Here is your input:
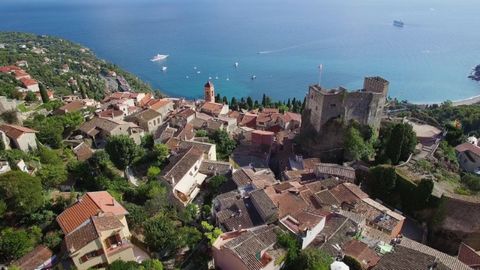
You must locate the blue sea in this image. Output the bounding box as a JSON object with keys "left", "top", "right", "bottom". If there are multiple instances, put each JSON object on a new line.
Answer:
{"left": 1, "top": 0, "right": 480, "bottom": 103}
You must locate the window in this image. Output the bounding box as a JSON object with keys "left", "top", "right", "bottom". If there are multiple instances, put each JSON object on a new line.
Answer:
{"left": 105, "top": 234, "right": 122, "bottom": 249}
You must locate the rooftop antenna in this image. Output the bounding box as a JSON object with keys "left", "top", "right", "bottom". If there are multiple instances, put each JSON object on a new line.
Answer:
{"left": 318, "top": 64, "right": 324, "bottom": 86}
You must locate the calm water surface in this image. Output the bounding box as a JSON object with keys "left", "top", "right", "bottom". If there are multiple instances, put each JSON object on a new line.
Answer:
{"left": 1, "top": 0, "right": 480, "bottom": 103}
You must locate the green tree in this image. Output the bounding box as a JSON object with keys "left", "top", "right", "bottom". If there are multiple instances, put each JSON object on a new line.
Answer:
{"left": 380, "top": 122, "right": 417, "bottom": 164}
{"left": 141, "top": 133, "right": 154, "bottom": 150}
{"left": 39, "top": 83, "right": 49, "bottom": 103}
{"left": 0, "top": 171, "right": 43, "bottom": 215}
{"left": 201, "top": 221, "right": 222, "bottom": 245}
{"left": 37, "top": 145, "right": 62, "bottom": 164}
{"left": 292, "top": 248, "right": 333, "bottom": 270}
{"left": 0, "top": 228, "right": 34, "bottom": 262}
{"left": 196, "top": 129, "right": 208, "bottom": 138}
{"left": 211, "top": 130, "right": 236, "bottom": 160}
{"left": 367, "top": 166, "right": 397, "bottom": 199}
{"left": 37, "top": 164, "right": 68, "bottom": 188}
{"left": 344, "top": 126, "right": 372, "bottom": 161}
{"left": 246, "top": 96, "right": 254, "bottom": 110}
{"left": 60, "top": 112, "right": 84, "bottom": 136}
{"left": 140, "top": 259, "right": 164, "bottom": 270}
{"left": 147, "top": 166, "right": 161, "bottom": 181}
{"left": 105, "top": 135, "right": 139, "bottom": 169}
{"left": 0, "top": 199, "right": 6, "bottom": 218}
{"left": 43, "top": 230, "right": 62, "bottom": 251}
{"left": 415, "top": 178, "right": 434, "bottom": 209}
{"left": 180, "top": 203, "right": 199, "bottom": 224}
{"left": 24, "top": 91, "right": 37, "bottom": 102}
{"left": 178, "top": 226, "right": 202, "bottom": 249}
{"left": 208, "top": 175, "right": 227, "bottom": 195}
{"left": 153, "top": 143, "right": 169, "bottom": 164}
{"left": 144, "top": 214, "right": 180, "bottom": 253}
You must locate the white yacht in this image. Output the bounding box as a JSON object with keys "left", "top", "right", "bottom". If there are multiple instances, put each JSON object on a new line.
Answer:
{"left": 151, "top": 54, "right": 169, "bottom": 62}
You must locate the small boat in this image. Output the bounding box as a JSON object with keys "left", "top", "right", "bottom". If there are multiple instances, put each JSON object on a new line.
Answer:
{"left": 193, "top": 66, "right": 197, "bottom": 70}
{"left": 209, "top": 76, "right": 212, "bottom": 80}
{"left": 215, "top": 76, "right": 219, "bottom": 80}
{"left": 226, "top": 77, "right": 230, "bottom": 81}
{"left": 234, "top": 62, "right": 239, "bottom": 68}
{"left": 186, "top": 75, "right": 189, "bottom": 79}
{"left": 162, "top": 66, "right": 167, "bottom": 71}
{"left": 151, "top": 54, "right": 168, "bottom": 62}
{"left": 393, "top": 20, "right": 404, "bottom": 27}
{"left": 251, "top": 75, "right": 257, "bottom": 80}
{"left": 197, "top": 71, "right": 201, "bottom": 74}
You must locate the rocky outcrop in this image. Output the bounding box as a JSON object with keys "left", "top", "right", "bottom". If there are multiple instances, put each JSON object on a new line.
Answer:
{"left": 468, "top": 65, "right": 480, "bottom": 81}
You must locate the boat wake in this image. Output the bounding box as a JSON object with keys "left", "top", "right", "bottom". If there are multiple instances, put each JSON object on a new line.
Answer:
{"left": 256, "top": 38, "right": 334, "bottom": 55}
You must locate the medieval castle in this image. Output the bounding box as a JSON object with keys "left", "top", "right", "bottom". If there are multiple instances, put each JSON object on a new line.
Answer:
{"left": 304, "top": 76, "right": 389, "bottom": 133}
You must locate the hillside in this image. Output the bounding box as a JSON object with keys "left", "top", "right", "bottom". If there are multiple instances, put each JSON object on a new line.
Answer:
{"left": 0, "top": 32, "right": 156, "bottom": 100}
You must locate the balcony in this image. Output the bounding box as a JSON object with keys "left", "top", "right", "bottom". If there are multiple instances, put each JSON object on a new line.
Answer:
{"left": 106, "top": 239, "right": 133, "bottom": 257}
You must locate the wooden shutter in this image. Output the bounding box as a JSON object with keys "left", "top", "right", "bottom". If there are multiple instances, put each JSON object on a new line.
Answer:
{"left": 80, "top": 255, "right": 88, "bottom": 263}
{"left": 114, "top": 234, "right": 122, "bottom": 244}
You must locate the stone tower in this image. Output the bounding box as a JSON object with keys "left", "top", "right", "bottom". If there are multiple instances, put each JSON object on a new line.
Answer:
{"left": 204, "top": 81, "right": 215, "bottom": 103}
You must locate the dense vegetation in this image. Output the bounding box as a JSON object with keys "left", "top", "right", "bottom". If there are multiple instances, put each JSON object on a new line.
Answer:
{"left": 0, "top": 32, "right": 156, "bottom": 100}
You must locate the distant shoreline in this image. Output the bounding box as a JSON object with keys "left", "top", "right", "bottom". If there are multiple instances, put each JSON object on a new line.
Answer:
{"left": 412, "top": 94, "right": 480, "bottom": 107}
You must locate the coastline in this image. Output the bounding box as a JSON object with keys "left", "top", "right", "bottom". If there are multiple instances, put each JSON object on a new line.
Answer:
{"left": 413, "top": 94, "right": 480, "bottom": 107}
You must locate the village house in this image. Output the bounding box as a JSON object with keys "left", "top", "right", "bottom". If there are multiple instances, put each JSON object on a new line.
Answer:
{"left": 455, "top": 141, "right": 480, "bottom": 173}
{"left": 160, "top": 146, "right": 208, "bottom": 207}
{"left": 144, "top": 98, "right": 174, "bottom": 116}
{"left": 0, "top": 124, "right": 38, "bottom": 152}
{"left": 97, "top": 109, "right": 124, "bottom": 121}
{"left": 165, "top": 137, "right": 217, "bottom": 160}
{"left": 314, "top": 163, "right": 356, "bottom": 182}
{"left": 79, "top": 117, "right": 144, "bottom": 146}
{"left": 212, "top": 225, "right": 286, "bottom": 270}
{"left": 56, "top": 191, "right": 136, "bottom": 270}
{"left": 55, "top": 100, "right": 86, "bottom": 115}
{"left": 457, "top": 242, "right": 480, "bottom": 269}
{"left": 126, "top": 109, "right": 163, "bottom": 133}
{"left": 200, "top": 101, "right": 229, "bottom": 117}
{"left": 12, "top": 245, "right": 55, "bottom": 270}
{"left": 20, "top": 77, "right": 40, "bottom": 92}
{"left": 279, "top": 210, "right": 327, "bottom": 249}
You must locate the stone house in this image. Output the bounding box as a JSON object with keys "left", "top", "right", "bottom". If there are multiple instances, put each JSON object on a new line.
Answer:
{"left": 212, "top": 225, "right": 286, "bottom": 270}
{"left": 79, "top": 117, "right": 144, "bottom": 146}
{"left": 127, "top": 109, "right": 163, "bottom": 133}
{"left": 0, "top": 124, "right": 38, "bottom": 152}
{"left": 200, "top": 102, "right": 229, "bottom": 117}
{"left": 160, "top": 146, "right": 207, "bottom": 207}
{"left": 455, "top": 142, "right": 480, "bottom": 173}
{"left": 56, "top": 191, "right": 135, "bottom": 270}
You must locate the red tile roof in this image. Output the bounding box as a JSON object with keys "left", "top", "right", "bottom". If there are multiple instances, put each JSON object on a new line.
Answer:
{"left": 0, "top": 124, "right": 37, "bottom": 139}
{"left": 56, "top": 191, "right": 127, "bottom": 234}
{"left": 284, "top": 112, "right": 302, "bottom": 123}
{"left": 146, "top": 98, "right": 172, "bottom": 111}
{"left": 98, "top": 109, "right": 124, "bottom": 118}
{"left": 13, "top": 245, "right": 53, "bottom": 270}
{"left": 458, "top": 242, "right": 480, "bottom": 268}
{"left": 0, "top": 65, "right": 20, "bottom": 73}
{"left": 456, "top": 142, "right": 480, "bottom": 157}
{"left": 20, "top": 77, "right": 38, "bottom": 87}
{"left": 343, "top": 240, "right": 381, "bottom": 269}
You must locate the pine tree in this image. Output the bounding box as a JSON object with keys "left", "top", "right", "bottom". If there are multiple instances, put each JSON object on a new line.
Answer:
{"left": 261, "top": 94, "right": 266, "bottom": 107}
{"left": 39, "top": 83, "right": 49, "bottom": 103}
{"left": 246, "top": 97, "right": 253, "bottom": 110}
{"left": 215, "top": 93, "right": 221, "bottom": 103}
{"left": 222, "top": 96, "right": 228, "bottom": 105}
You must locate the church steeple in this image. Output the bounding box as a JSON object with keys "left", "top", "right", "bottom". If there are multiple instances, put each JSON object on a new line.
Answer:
{"left": 204, "top": 81, "right": 215, "bottom": 103}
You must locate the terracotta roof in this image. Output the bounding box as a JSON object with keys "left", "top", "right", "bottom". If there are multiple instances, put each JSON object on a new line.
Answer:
{"left": 13, "top": 245, "right": 53, "bottom": 270}
{"left": 281, "top": 210, "right": 325, "bottom": 234}
{"left": 201, "top": 102, "right": 225, "bottom": 116}
{"left": 458, "top": 242, "right": 480, "bottom": 268}
{"left": 316, "top": 163, "right": 356, "bottom": 180}
{"left": 56, "top": 191, "right": 127, "bottom": 234}
{"left": 162, "top": 146, "right": 204, "bottom": 183}
{"left": 373, "top": 245, "right": 451, "bottom": 270}
{"left": 147, "top": 98, "right": 172, "bottom": 111}
{"left": 20, "top": 77, "right": 38, "bottom": 87}
{"left": 73, "top": 142, "right": 93, "bottom": 161}
{"left": 57, "top": 100, "right": 84, "bottom": 113}
{"left": 232, "top": 168, "right": 256, "bottom": 187}
{"left": 134, "top": 108, "right": 161, "bottom": 121}
{"left": 329, "top": 183, "right": 366, "bottom": 204}
{"left": 0, "top": 65, "right": 21, "bottom": 73}
{"left": 65, "top": 220, "right": 99, "bottom": 252}
{"left": 177, "top": 123, "right": 195, "bottom": 140}
{"left": 456, "top": 142, "right": 480, "bottom": 157}
{"left": 239, "top": 113, "right": 257, "bottom": 128}
{"left": 98, "top": 109, "right": 123, "bottom": 118}
{"left": 343, "top": 240, "right": 380, "bottom": 269}
{"left": 284, "top": 112, "right": 302, "bottom": 123}
{"left": 223, "top": 225, "right": 279, "bottom": 270}
{"left": 79, "top": 117, "right": 132, "bottom": 135}
{"left": 216, "top": 197, "right": 263, "bottom": 231}
{"left": 199, "top": 160, "right": 232, "bottom": 176}
{"left": 177, "top": 108, "right": 196, "bottom": 118}
{"left": 91, "top": 213, "right": 124, "bottom": 232}
{"left": 0, "top": 124, "right": 37, "bottom": 139}
{"left": 250, "top": 189, "right": 278, "bottom": 223}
